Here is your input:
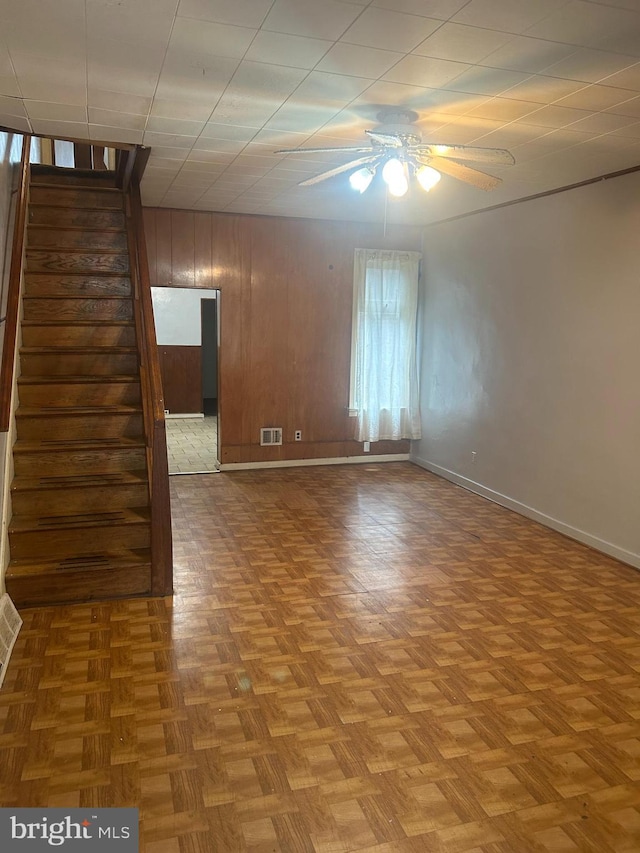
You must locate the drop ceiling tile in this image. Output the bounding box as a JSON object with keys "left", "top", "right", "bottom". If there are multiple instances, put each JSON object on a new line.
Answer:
{"left": 479, "top": 36, "right": 578, "bottom": 74}
{"left": 413, "top": 23, "right": 513, "bottom": 64}
{"left": 86, "top": 0, "right": 176, "bottom": 46}
{"left": 187, "top": 150, "right": 236, "bottom": 164}
{"left": 467, "top": 96, "right": 540, "bottom": 121}
{"left": 89, "top": 90, "right": 152, "bottom": 115}
{"left": 245, "top": 32, "right": 332, "bottom": 70}
{"left": 444, "top": 66, "right": 530, "bottom": 95}
{"left": 167, "top": 17, "right": 256, "bottom": 62}
{"left": 611, "top": 120, "right": 640, "bottom": 137}
{"left": 543, "top": 49, "right": 640, "bottom": 85}
{"left": 0, "top": 95, "right": 27, "bottom": 117}
{"left": 556, "top": 83, "right": 636, "bottom": 111}
{"left": 89, "top": 107, "right": 147, "bottom": 130}
{"left": 88, "top": 63, "right": 159, "bottom": 98}
{"left": 88, "top": 124, "right": 145, "bottom": 145}
{"left": 200, "top": 123, "right": 260, "bottom": 142}
{"left": 383, "top": 55, "right": 470, "bottom": 87}
{"left": 567, "top": 111, "right": 639, "bottom": 133}
{"left": 143, "top": 131, "right": 197, "bottom": 148}
{"left": 471, "top": 122, "right": 549, "bottom": 147}
{"left": 371, "top": 0, "right": 470, "bottom": 20}
{"left": 146, "top": 116, "right": 207, "bottom": 135}
{"left": 0, "top": 113, "right": 30, "bottom": 132}
{"left": 11, "top": 51, "right": 87, "bottom": 104}
{"left": 250, "top": 128, "right": 310, "bottom": 146}
{"left": 264, "top": 103, "right": 343, "bottom": 133}
{"left": 26, "top": 101, "right": 87, "bottom": 122}
{"left": 603, "top": 64, "right": 640, "bottom": 93}
{"left": 316, "top": 43, "right": 404, "bottom": 78}
{"left": 501, "top": 75, "right": 586, "bottom": 104}
{"left": 149, "top": 99, "right": 213, "bottom": 122}
{"left": 606, "top": 95, "right": 640, "bottom": 117}
{"left": 293, "top": 71, "right": 374, "bottom": 105}
{"left": 177, "top": 0, "right": 272, "bottom": 28}
{"left": 340, "top": 8, "right": 441, "bottom": 53}
{"left": 518, "top": 104, "right": 592, "bottom": 128}
{"left": 452, "top": 0, "right": 563, "bottom": 34}
{"left": 191, "top": 137, "right": 248, "bottom": 154}
{"left": 263, "top": 0, "right": 362, "bottom": 39}
{"left": 146, "top": 146, "right": 190, "bottom": 160}
{"left": 526, "top": 1, "right": 640, "bottom": 55}
{"left": 0, "top": 75, "right": 21, "bottom": 97}
{"left": 30, "top": 118, "right": 89, "bottom": 138}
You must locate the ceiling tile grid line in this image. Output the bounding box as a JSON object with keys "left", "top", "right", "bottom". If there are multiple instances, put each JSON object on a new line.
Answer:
{"left": 2, "top": 0, "right": 639, "bottom": 223}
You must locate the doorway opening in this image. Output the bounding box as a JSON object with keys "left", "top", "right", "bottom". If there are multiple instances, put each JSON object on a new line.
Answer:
{"left": 151, "top": 286, "right": 221, "bottom": 475}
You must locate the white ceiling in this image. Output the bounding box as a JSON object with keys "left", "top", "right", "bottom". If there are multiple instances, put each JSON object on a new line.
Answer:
{"left": 2, "top": 0, "right": 640, "bottom": 224}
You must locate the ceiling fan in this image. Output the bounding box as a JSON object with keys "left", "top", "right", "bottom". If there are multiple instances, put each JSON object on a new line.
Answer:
{"left": 275, "top": 109, "right": 515, "bottom": 197}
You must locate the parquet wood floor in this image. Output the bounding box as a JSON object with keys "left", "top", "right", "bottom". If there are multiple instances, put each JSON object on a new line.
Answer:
{"left": 1, "top": 462, "right": 640, "bottom": 852}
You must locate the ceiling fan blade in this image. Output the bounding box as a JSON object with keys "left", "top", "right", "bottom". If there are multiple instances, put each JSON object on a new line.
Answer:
{"left": 416, "top": 156, "right": 501, "bottom": 191}
{"left": 275, "top": 145, "right": 376, "bottom": 155}
{"left": 299, "top": 155, "right": 380, "bottom": 187}
{"left": 364, "top": 130, "right": 402, "bottom": 147}
{"left": 412, "top": 143, "right": 515, "bottom": 166}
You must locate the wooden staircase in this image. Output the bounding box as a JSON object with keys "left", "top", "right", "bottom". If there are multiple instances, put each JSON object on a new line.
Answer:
{"left": 5, "top": 165, "right": 162, "bottom": 606}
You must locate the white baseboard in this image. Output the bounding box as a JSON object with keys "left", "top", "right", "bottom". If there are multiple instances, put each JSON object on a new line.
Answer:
{"left": 221, "top": 454, "right": 410, "bottom": 471}
{"left": 165, "top": 413, "right": 204, "bottom": 419}
{"left": 410, "top": 455, "right": 640, "bottom": 571}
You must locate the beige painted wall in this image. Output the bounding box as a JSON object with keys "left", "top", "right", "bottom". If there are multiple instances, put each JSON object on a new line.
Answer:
{"left": 412, "top": 170, "right": 640, "bottom": 568}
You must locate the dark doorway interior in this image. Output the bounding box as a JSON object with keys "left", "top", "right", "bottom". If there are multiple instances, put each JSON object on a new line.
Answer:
{"left": 201, "top": 299, "right": 218, "bottom": 416}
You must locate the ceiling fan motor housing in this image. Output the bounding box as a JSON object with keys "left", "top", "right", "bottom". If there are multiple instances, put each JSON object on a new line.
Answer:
{"left": 373, "top": 109, "right": 422, "bottom": 147}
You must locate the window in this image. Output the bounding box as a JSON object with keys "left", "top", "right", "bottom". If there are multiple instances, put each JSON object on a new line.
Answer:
{"left": 349, "top": 248, "right": 422, "bottom": 443}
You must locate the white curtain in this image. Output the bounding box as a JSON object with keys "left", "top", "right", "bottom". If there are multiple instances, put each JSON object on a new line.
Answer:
{"left": 350, "top": 248, "right": 422, "bottom": 443}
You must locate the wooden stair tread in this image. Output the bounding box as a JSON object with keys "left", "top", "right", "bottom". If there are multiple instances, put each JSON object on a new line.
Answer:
{"left": 12, "top": 470, "right": 148, "bottom": 491}
{"left": 6, "top": 548, "right": 151, "bottom": 577}
{"left": 14, "top": 436, "right": 146, "bottom": 451}
{"left": 30, "top": 181, "right": 121, "bottom": 193}
{"left": 24, "top": 294, "right": 131, "bottom": 300}
{"left": 28, "top": 223, "right": 125, "bottom": 233}
{"left": 22, "top": 320, "right": 134, "bottom": 327}
{"left": 18, "top": 374, "right": 139, "bottom": 384}
{"left": 9, "top": 507, "right": 150, "bottom": 533}
{"left": 21, "top": 345, "right": 136, "bottom": 353}
{"left": 17, "top": 404, "right": 142, "bottom": 416}
{"left": 27, "top": 246, "right": 128, "bottom": 255}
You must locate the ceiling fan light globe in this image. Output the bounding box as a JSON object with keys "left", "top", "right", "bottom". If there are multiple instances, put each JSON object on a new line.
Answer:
{"left": 387, "top": 175, "right": 409, "bottom": 197}
{"left": 382, "top": 157, "right": 405, "bottom": 186}
{"left": 349, "top": 167, "right": 374, "bottom": 193}
{"left": 416, "top": 165, "right": 441, "bottom": 192}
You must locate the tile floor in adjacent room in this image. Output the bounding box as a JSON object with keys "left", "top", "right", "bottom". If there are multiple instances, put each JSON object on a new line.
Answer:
{"left": 165, "top": 416, "right": 218, "bottom": 474}
{"left": 1, "top": 462, "right": 640, "bottom": 852}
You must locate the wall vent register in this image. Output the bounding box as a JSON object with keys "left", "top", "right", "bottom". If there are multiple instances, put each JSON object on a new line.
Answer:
{"left": 260, "top": 428, "right": 283, "bottom": 446}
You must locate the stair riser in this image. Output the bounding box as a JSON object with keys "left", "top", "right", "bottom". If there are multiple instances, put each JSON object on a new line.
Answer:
{"left": 12, "top": 483, "right": 149, "bottom": 516}
{"left": 25, "top": 274, "right": 132, "bottom": 297}
{"left": 9, "top": 523, "right": 151, "bottom": 558}
{"left": 29, "top": 187, "right": 124, "bottom": 209}
{"left": 16, "top": 413, "right": 144, "bottom": 441}
{"left": 29, "top": 207, "right": 125, "bottom": 229}
{"left": 23, "top": 298, "right": 133, "bottom": 322}
{"left": 26, "top": 250, "right": 129, "bottom": 274}
{"left": 22, "top": 324, "right": 136, "bottom": 347}
{"left": 31, "top": 174, "right": 117, "bottom": 188}
{"left": 28, "top": 228, "right": 128, "bottom": 251}
{"left": 21, "top": 353, "right": 138, "bottom": 376}
{"left": 18, "top": 381, "right": 141, "bottom": 407}
{"left": 14, "top": 447, "right": 146, "bottom": 477}
{"left": 5, "top": 565, "right": 151, "bottom": 607}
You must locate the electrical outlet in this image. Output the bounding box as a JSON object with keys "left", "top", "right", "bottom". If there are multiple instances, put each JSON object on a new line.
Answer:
{"left": 471, "top": 451, "right": 477, "bottom": 462}
{"left": 364, "top": 441, "right": 370, "bottom": 452}
{"left": 294, "top": 430, "right": 302, "bottom": 441}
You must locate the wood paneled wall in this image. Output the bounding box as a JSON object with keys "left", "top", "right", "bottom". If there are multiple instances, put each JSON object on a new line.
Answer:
{"left": 143, "top": 208, "right": 422, "bottom": 464}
